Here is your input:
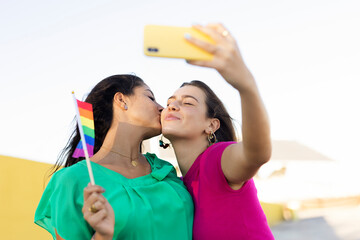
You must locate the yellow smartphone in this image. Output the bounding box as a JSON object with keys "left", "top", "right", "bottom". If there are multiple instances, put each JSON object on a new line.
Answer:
{"left": 143, "top": 25, "right": 215, "bottom": 60}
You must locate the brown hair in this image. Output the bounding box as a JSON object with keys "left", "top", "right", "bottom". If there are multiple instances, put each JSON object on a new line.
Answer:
{"left": 180, "top": 80, "right": 237, "bottom": 142}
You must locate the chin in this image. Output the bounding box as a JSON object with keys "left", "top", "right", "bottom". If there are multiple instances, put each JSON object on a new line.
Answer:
{"left": 162, "top": 126, "right": 183, "bottom": 141}
{"left": 143, "top": 128, "right": 161, "bottom": 140}
{"left": 142, "top": 122, "right": 162, "bottom": 139}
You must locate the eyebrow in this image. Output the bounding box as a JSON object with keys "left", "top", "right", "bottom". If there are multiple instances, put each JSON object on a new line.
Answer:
{"left": 168, "top": 95, "right": 199, "bottom": 102}
{"left": 145, "top": 89, "right": 155, "bottom": 98}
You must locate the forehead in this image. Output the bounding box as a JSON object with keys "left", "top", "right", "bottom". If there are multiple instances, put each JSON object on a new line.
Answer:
{"left": 135, "top": 84, "right": 148, "bottom": 90}
{"left": 135, "top": 84, "right": 153, "bottom": 94}
{"left": 172, "top": 85, "right": 206, "bottom": 101}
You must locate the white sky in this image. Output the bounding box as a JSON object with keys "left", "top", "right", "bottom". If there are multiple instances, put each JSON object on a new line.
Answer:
{"left": 1, "top": 0, "right": 359, "bottom": 166}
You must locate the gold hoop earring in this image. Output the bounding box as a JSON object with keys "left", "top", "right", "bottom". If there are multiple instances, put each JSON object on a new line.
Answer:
{"left": 159, "top": 135, "right": 170, "bottom": 149}
{"left": 207, "top": 131, "right": 217, "bottom": 146}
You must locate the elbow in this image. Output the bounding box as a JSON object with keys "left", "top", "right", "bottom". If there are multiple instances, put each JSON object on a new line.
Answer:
{"left": 248, "top": 142, "right": 272, "bottom": 166}
{"left": 260, "top": 141, "right": 272, "bottom": 165}
{"left": 260, "top": 147, "right": 272, "bottom": 165}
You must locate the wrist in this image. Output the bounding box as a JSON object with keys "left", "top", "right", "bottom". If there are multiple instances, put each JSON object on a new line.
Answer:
{"left": 234, "top": 77, "right": 258, "bottom": 95}
{"left": 221, "top": 65, "right": 256, "bottom": 92}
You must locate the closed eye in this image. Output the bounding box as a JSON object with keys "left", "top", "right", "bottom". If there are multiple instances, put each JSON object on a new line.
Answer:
{"left": 148, "top": 96, "right": 155, "bottom": 101}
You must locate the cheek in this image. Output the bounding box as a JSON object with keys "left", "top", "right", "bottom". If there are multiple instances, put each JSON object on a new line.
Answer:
{"left": 182, "top": 109, "right": 207, "bottom": 130}
{"left": 160, "top": 109, "right": 168, "bottom": 123}
{"left": 186, "top": 108, "right": 206, "bottom": 122}
{"left": 143, "top": 101, "right": 158, "bottom": 115}
{"left": 132, "top": 103, "right": 159, "bottom": 124}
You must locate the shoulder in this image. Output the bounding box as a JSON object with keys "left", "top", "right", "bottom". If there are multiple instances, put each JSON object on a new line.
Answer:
{"left": 52, "top": 161, "right": 88, "bottom": 178}
{"left": 49, "top": 161, "right": 89, "bottom": 188}
{"left": 203, "top": 141, "right": 237, "bottom": 158}
{"left": 194, "top": 142, "right": 237, "bottom": 176}
{"left": 198, "top": 142, "right": 237, "bottom": 182}
{"left": 37, "top": 162, "right": 88, "bottom": 213}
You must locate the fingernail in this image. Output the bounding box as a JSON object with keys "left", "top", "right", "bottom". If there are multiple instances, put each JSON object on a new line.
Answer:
{"left": 101, "top": 187, "right": 106, "bottom": 192}
{"left": 184, "top": 33, "right": 191, "bottom": 39}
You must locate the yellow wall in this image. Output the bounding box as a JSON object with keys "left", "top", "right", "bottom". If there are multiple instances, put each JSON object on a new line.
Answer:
{"left": 0, "top": 155, "right": 52, "bottom": 239}
{"left": 260, "top": 201, "right": 285, "bottom": 226}
{"left": 0, "top": 155, "right": 284, "bottom": 239}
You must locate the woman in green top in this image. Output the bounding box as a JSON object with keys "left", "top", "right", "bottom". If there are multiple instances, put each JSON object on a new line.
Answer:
{"left": 34, "top": 75, "right": 194, "bottom": 240}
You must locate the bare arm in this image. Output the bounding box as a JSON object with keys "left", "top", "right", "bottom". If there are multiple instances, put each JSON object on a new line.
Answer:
{"left": 187, "top": 23, "right": 272, "bottom": 188}
{"left": 222, "top": 84, "right": 271, "bottom": 187}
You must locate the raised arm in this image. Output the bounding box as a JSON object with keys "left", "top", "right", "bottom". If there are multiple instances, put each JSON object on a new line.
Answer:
{"left": 186, "top": 23, "right": 271, "bottom": 188}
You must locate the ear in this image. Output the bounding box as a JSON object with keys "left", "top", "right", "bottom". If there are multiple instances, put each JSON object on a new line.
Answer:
{"left": 114, "top": 92, "right": 128, "bottom": 110}
{"left": 205, "top": 118, "right": 220, "bottom": 135}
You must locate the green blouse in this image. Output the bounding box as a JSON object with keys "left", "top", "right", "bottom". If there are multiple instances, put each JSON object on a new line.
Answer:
{"left": 34, "top": 153, "right": 194, "bottom": 240}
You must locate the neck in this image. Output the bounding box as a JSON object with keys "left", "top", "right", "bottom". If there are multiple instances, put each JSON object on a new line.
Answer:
{"left": 93, "top": 122, "right": 144, "bottom": 165}
{"left": 170, "top": 136, "right": 208, "bottom": 177}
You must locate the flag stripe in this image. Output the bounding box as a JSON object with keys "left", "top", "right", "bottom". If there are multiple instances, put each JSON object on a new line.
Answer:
{"left": 76, "top": 135, "right": 95, "bottom": 146}
{"left": 80, "top": 116, "right": 94, "bottom": 129}
{"left": 87, "top": 144, "right": 94, "bottom": 155}
{"left": 83, "top": 126, "right": 95, "bottom": 138}
{"left": 72, "top": 148, "right": 83, "bottom": 158}
{"left": 72, "top": 141, "right": 94, "bottom": 158}
{"left": 85, "top": 135, "right": 95, "bottom": 146}
{"left": 76, "top": 127, "right": 95, "bottom": 148}
{"left": 79, "top": 108, "right": 94, "bottom": 120}
{"left": 77, "top": 100, "right": 93, "bottom": 111}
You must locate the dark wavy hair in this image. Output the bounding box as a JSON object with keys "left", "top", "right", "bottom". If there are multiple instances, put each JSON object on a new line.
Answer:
{"left": 50, "top": 74, "right": 145, "bottom": 176}
{"left": 180, "top": 80, "right": 237, "bottom": 142}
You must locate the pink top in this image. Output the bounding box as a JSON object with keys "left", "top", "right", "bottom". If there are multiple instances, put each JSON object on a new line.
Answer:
{"left": 183, "top": 142, "right": 274, "bottom": 240}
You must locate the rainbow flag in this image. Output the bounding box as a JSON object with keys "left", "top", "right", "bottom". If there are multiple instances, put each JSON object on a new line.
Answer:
{"left": 72, "top": 99, "right": 95, "bottom": 158}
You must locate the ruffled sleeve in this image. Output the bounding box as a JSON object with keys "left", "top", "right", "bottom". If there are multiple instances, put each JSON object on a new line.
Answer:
{"left": 34, "top": 168, "right": 94, "bottom": 239}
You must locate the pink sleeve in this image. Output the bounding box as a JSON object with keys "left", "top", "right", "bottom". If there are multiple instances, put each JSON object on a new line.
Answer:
{"left": 202, "top": 141, "right": 251, "bottom": 194}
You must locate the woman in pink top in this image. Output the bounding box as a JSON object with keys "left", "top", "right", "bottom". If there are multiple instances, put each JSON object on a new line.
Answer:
{"left": 161, "top": 23, "right": 274, "bottom": 239}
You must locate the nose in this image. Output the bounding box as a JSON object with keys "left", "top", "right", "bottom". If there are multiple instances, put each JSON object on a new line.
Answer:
{"left": 157, "top": 103, "right": 164, "bottom": 113}
{"left": 167, "top": 101, "right": 179, "bottom": 111}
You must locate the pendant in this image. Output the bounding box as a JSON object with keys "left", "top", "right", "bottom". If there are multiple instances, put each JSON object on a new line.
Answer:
{"left": 131, "top": 160, "right": 138, "bottom": 167}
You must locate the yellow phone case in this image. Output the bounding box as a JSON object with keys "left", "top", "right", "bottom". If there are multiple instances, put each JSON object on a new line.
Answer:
{"left": 143, "top": 25, "right": 215, "bottom": 60}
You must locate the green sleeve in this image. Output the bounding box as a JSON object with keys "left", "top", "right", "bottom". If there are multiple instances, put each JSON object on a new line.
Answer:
{"left": 34, "top": 169, "right": 94, "bottom": 239}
